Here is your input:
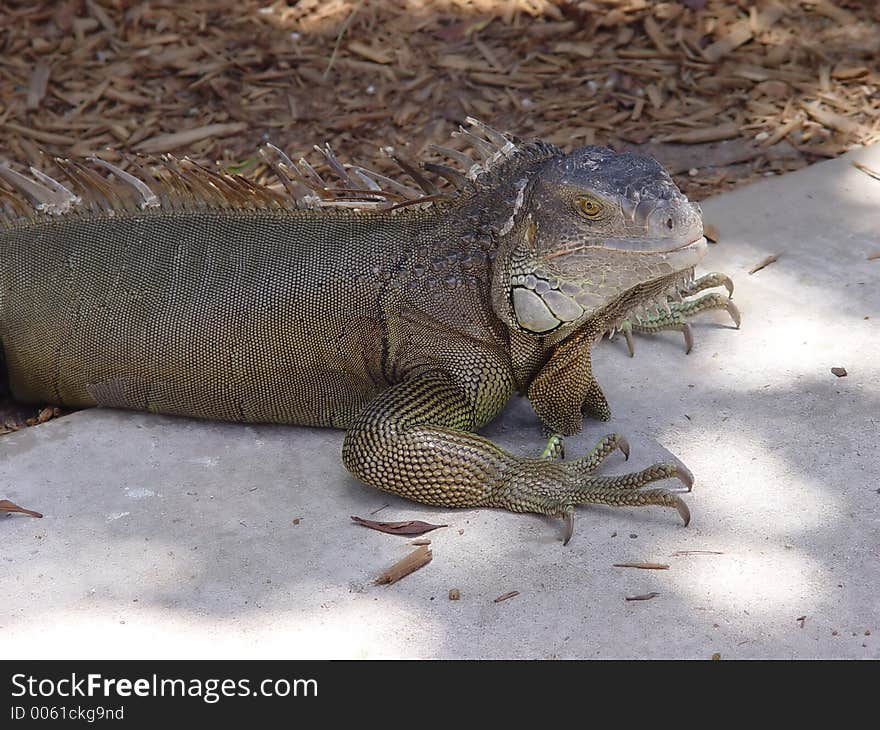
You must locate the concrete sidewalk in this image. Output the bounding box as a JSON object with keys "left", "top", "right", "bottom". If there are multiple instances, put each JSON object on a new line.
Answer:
{"left": 2, "top": 146, "right": 878, "bottom": 659}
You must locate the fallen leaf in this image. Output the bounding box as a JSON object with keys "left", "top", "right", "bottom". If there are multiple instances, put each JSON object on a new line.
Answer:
{"left": 0, "top": 499, "right": 43, "bottom": 518}
{"left": 351, "top": 515, "right": 447, "bottom": 536}
{"left": 748, "top": 254, "right": 780, "bottom": 275}
{"left": 613, "top": 562, "right": 670, "bottom": 570}
{"left": 831, "top": 367, "right": 847, "bottom": 377}
{"left": 493, "top": 591, "right": 520, "bottom": 603}
{"left": 375, "top": 545, "right": 432, "bottom": 585}
{"left": 625, "top": 592, "right": 660, "bottom": 601}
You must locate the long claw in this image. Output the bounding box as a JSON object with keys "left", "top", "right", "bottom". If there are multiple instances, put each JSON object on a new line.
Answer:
{"left": 618, "top": 435, "right": 630, "bottom": 461}
{"left": 675, "top": 465, "right": 694, "bottom": 492}
{"left": 674, "top": 496, "right": 691, "bottom": 527}
{"left": 562, "top": 507, "right": 574, "bottom": 546}
{"left": 624, "top": 328, "right": 635, "bottom": 357}
{"left": 682, "top": 322, "right": 694, "bottom": 354}
{"left": 725, "top": 300, "right": 742, "bottom": 329}
{"left": 722, "top": 275, "right": 734, "bottom": 298}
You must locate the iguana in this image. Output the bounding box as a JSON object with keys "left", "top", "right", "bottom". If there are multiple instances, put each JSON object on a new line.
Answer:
{"left": 0, "top": 118, "right": 739, "bottom": 544}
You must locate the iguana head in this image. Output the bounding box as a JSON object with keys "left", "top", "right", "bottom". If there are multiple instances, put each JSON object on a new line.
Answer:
{"left": 490, "top": 146, "right": 706, "bottom": 339}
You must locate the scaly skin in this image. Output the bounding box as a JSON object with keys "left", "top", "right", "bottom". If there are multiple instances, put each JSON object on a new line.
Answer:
{"left": 0, "top": 121, "right": 737, "bottom": 543}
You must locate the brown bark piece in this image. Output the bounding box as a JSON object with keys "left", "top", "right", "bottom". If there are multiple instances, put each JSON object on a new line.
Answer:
{"left": 375, "top": 545, "right": 432, "bottom": 585}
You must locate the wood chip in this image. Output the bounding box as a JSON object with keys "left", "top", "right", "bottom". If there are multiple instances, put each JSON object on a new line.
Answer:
{"left": 134, "top": 123, "right": 248, "bottom": 154}
{"left": 613, "top": 562, "right": 670, "bottom": 570}
{"left": 701, "top": 5, "right": 785, "bottom": 63}
{"left": 625, "top": 592, "right": 660, "bottom": 602}
{"left": 0, "top": 499, "right": 43, "bottom": 518}
{"left": 493, "top": 591, "right": 520, "bottom": 603}
{"left": 830, "top": 367, "right": 847, "bottom": 378}
{"left": 643, "top": 17, "right": 671, "bottom": 56}
{"left": 802, "top": 102, "right": 863, "bottom": 137}
{"left": 351, "top": 515, "right": 447, "bottom": 536}
{"left": 2, "top": 122, "right": 76, "bottom": 146}
{"left": 748, "top": 254, "right": 780, "bottom": 275}
{"left": 658, "top": 123, "right": 741, "bottom": 144}
{"left": 347, "top": 41, "right": 393, "bottom": 65}
{"left": 26, "top": 61, "right": 51, "bottom": 111}
{"left": 375, "top": 545, "right": 432, "bottom": 585}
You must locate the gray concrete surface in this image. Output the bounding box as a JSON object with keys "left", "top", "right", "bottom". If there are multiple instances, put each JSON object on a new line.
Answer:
{"left": 2, "top": 146, "right": 878, "bottom": 659}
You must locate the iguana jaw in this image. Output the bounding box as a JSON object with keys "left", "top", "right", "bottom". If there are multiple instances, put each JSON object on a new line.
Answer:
{"left": 506, "top": 232, "right": 707, "bottom": 336}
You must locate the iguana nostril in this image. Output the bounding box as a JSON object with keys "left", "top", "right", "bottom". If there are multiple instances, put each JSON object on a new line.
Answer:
{"left": 666, "top": 218, "right": 674, "bottom": 230}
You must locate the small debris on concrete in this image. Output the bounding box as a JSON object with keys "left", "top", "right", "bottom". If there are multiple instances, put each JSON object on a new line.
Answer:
{"left": 448, "top": 588, "right": 460, "bottom": 601}
{"left": 375, "top": 545, "right": 432, "bottom": 585}
{"left": 0, "top": 499, "right": 43, "bottom": 518}
{"left": 831, "top": 367, "right": 847, "bottom": 377}
{"left": 494, "top": 591, "right": 520, "bottom": 603}
{"left": 625, "top": 592, "right": 660, "bottom": 602}
{"left": 748, "top": 254, "right": 780, "bottom": 274}
{"left": 711, "top": 652, "right": 721, "bottom": 660}
{"left": 291, "top": 517, "right": 301, "bottom": 525}
{"left": 852, "top": 161, "right": 880, "bottom": 181}
{"left": 613, "top": 562, "right": 670, "bottom": 570}
{"left": 703, "top": 222, "right": 719, "bottom": 242}
{"left": 671, "top": 550, "right": 724, "bottom": 556}
{"left": 351, "top": 515, "right": 447, "bottom": 536}
{"left": 797, "top": 615, "right": 807, "bottom": 628}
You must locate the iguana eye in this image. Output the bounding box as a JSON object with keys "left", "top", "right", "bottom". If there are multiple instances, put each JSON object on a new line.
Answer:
{"left": 577, "top": 196, "right": 603, "bottom": 219}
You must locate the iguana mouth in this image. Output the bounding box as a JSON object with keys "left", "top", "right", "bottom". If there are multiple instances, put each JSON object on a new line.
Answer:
{"left": 596, "top": 234, "right": 707, "bottom": 254}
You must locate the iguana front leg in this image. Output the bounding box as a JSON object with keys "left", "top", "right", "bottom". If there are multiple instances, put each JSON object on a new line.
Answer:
{"left": 342, "top": 373, "right": 690, "bottom": 544}
{"left": 618, "top": 272, "right": 741, "bottom": 355}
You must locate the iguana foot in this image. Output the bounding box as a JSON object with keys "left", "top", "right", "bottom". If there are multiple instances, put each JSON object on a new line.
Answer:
{"left": 616, "top": 271, "right": 741, "bottom": 356}
{"left": 498, "top": 435, "right": 691, "bottom": 546}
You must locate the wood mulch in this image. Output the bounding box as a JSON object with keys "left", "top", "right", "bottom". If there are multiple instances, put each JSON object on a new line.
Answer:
{"left": 0, "top": 0, "right": 878, "bottom": 201}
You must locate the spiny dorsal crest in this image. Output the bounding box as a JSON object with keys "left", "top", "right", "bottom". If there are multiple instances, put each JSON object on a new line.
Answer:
{"left": 0, "top": 117, "right": 542, "bottom": 226}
